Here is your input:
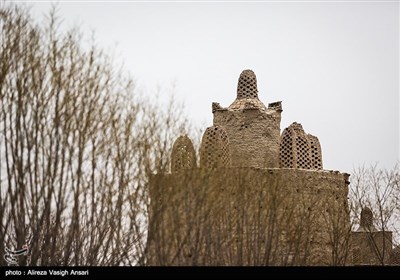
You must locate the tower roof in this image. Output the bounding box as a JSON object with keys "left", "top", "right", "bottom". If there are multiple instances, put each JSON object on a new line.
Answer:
{"left": 356, "top": 207, "right": 377, "bottom": 232}
{"left": 228, "top": 69, "right": 267, "bottom": 111}
{"left": 237, "top": 69, "right": 258, "bottom": 99}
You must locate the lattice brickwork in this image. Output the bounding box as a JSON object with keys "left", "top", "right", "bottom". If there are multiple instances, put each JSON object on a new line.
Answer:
{"left": 280, "top": 128, "right": 295, "bottom": 168}
{"left": 308, "top": 134, "right": 323, "bottom": 170}
{"left": 390, "top": 247, "right": 400, "bottom": 265}
{"left": 352, "top": 247, "right": 361, "bottom": 265}
{"left": 279, "top": 122, "right": 322, "bottom": 170}
{"left": 360, "top": 207, "right": 374, "bottom": 229}
{"left": 200, "top": 126, "right": 231, "bottom": 168}
{"left": 171, "top": 135, "right": 197, "bottom": 173}
{"left": 296, "top": 134, "right": 311, "bottom": 169}
{"left": 237, "top": 69, "right": 258, "bottom": 99}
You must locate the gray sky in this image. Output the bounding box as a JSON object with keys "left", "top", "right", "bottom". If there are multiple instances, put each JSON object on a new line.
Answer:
{"left": 24, "top": 0, "right": 399, "bottom": 173}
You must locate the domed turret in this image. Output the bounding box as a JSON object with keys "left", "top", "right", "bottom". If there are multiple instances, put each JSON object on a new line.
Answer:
{"left": 237, "top": 69, "right": 258, "bottom": 99}
{"left": 228, "top": 69, "right": 267, "bottom": 111}
{"left": 357, "top": 207, "right": 376, "bottom": 232}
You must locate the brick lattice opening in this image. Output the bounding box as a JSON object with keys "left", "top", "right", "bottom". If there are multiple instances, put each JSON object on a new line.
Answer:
{"left": 308, "top": 134, "right": 323, "bottom": 170}
{"left": 237, "top": 69, "right": 258, "bottom": 99}
{"left": 171, "top": 135, "right": 197, "bottom": 172}
{"left": 280, "top": 122, "right": 322, "bottom": 170}
{"left": 200, "top": 126, "right": 231, "bottom": 168}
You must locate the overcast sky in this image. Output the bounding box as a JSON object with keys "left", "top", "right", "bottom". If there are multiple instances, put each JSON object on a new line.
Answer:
{"left": 22, "top": 0, "right": 399, "bottom": 173}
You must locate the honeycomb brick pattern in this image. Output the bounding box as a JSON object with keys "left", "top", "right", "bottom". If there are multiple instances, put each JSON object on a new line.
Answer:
{"left": 200, "top": 126, "right": 231, "bottom": 168}
{"left": 171, "top": 135, "right": 197, "bottom": 173}
{"left": 352, "top": 247, "right": 361, "bottom": 264}
{"left": 295, "top": 135, "right": 311, "bottom": 169}
{"left": 279, "top": 122, "right": 322, "bottom": 170}
{"left": 360, "top": 207, "right": 374, "bottom": 229}
{"left": 280, "top": 128, "right": 295, "bottom": 168}
{"left": 390, "top": 247, "right": 400, "bottom": 265}
{"left": 237, "top": 70, "right": 258, "bottom": 99}
{"left": 308, "top": 134, "right": 323, "bottom": 170}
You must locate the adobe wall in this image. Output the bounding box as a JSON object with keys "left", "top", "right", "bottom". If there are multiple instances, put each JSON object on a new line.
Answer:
{"left": 146, "top": 168, "right": 350, "bottom": 266}
{"left": 213, "top": 107, "right": 281, "bottom": 168}
{"left": 351, "top": 231, "right": 392, "bottom": 265}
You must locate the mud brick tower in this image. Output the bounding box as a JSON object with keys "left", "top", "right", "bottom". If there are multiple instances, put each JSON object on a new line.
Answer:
{"left": 146, "top": 70, "right": 388, "bottom": 266}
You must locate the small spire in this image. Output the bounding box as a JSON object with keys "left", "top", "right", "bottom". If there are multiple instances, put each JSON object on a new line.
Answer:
{"left": 237, "top": 69, "right": 258, "bottom": 99}
{"left": 357, "top": 207, "right": 377, "bottom": 232}
{"left": 289, "top": 122, "right": 305, "bottom": 134}
{"left": 360, "top": 207, "right": 373, "bottom": 228}
{"left": 228, "top": 69, "right": 266, "bottom": 111}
